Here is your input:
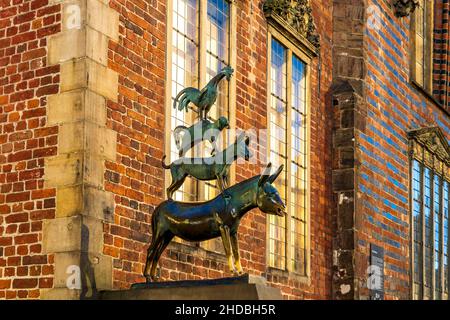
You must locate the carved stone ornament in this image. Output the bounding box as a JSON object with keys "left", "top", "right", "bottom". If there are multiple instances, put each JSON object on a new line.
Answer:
{"left": 408, "top": 127, "right": 450, "bottom": 167}
{"left": 393, "top": 0, "right": 420, "bottom": 17}
{"left": 263, "top": 0, "right": 320, "bottom": 49}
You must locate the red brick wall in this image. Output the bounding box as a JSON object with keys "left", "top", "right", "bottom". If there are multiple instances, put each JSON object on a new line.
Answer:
{"left": 0, "top": 0, "right": 60, "bottom": 299}
{"left": 355, "top": 0, "right": 450, "bottom": 299}
{"left": 104, "top": 0, "right": 167, "bottom": 289}
{"left": 103, "top": 0, "right": 334, "bottom": 299}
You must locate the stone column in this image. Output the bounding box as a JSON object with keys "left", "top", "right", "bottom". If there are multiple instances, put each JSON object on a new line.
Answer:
{"left": 41, "top": 0, "right": 119, "bottom": 299}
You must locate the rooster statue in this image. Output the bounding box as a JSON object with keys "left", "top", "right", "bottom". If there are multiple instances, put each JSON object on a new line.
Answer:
{"left": 173, "top": 66, "right": 234, "bottom": 120}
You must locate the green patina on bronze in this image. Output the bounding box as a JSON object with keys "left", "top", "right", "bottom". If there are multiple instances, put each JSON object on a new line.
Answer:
{"left": 173, "top": 66, "right": 234, "bottom": 120}
{"left": 162, "top": 133, "right": 251, "bottom": 199}
{"left": 143, "top": 163, "right": 286, "bottom": 282}
{"left": 142, "top": 67, "right": 285, "bottom": 284}
{"left": 173, "top": 116, "right": 230, "bottom": 157}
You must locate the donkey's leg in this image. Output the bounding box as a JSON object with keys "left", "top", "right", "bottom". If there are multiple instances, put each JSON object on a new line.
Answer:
{"left": 230, "top": 232, "right": 244, "bottom": 275}
{"left": 143, "top": 234, "right": 163, "bottom": 282}
{"left": 219, "top": 225, "right": 236, "bottom": 274}
{"left": 150, "top": 232, "right": 174, "bottom": 281}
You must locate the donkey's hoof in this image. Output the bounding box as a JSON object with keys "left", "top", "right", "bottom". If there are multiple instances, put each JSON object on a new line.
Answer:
{"left": 231, "top": 270, "right": 240, "bottom": 276}
{"left": 151, "top": 275, "right": 160, "bottom": 282}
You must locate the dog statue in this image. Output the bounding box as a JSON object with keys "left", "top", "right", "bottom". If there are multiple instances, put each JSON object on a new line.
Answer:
{"left": 162, "top": 133, "right": 251, "bottom": 199}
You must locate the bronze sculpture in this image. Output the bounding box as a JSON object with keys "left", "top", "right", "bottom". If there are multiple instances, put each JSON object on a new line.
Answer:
{"left": 173, "top": 116, "right": 230, "bottom": 157}
{"left": 143, "top": 163, "right": 286, "bottom": 282}
{"left": 142, "top": 67, "right": 284, "bottom": 283}
{"left": 162, "top": 133, "right": 251, "bottom": 199}
{"left": 173, "top": 66, "right": 234, "bottom": 120}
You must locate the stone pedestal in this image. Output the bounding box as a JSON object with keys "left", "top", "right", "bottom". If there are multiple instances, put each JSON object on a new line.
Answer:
{"left": 99, "top": 275, "right": 283, "bottom": 300}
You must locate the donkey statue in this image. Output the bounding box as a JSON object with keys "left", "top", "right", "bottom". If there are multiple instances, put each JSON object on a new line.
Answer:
{"left": 143, "top": 163, "right": 286, "bottom": 282}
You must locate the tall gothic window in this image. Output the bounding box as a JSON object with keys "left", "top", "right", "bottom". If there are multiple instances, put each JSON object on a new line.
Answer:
{"left": 264, "top": 0, "right": 319, "bottom": 277}
{"left": 204, "top": 0, "right": 230, "bottom": 201}
{"left": 411, "top": 0, "right": 434, "bottom": 93}
{"left": 167, "top": 0, "right": 231, "bottom": 202}
{"left": 268, "top": 38, "right": 288, "bottom": 270}
{"left": 409, "top": 127, "right": 450, "bottom": 300}
{"left": 170, "top": 0, "right": 200, "bottom": 202}
{"left": 267, "top": 34, "right": 310, "bottom": 275}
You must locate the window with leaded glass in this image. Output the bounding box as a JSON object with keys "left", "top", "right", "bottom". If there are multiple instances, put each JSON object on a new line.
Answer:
{"left": 267, "top": 34, "right": 310, "bottom": 275}
{"left": 167, "top": 0, "right": 232, "bottom": 203}
{"left": 409, "top": 128, "right": 450, "bottom": 300}
{"left": 170, "top": 0, "right": 200, "bottom": 202}
{"left": 411, "top": 0, "right": 434, "bottom": 93}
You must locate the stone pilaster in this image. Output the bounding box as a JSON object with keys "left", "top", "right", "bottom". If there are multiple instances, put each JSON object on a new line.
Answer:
{"left": 332, "top": 0, "right": 367, "bottom": 300}
{"left": 331, "top": 80, "right": 367, "bottom": 300}
{"left": 41, "top": 0, "right": 118, "bottom": 299}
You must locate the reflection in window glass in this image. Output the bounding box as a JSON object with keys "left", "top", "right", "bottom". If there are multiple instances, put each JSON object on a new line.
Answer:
{"left": 171, "top": 0, "right": 199, "bottom": 201}
{"left": 444, "top": 181, "right": 449, "bottom": 294}
{"left": 204, "top": 0, "right": 230, "bottom": 201}
{"left": 290, "top": 55, "right": 307, "bottom": 274}
{"left": 268, "top": 38, "right": 308, "bottom": 275}
{"left": 411, "top": 159, "right": 450, "bottom": 299}
{"left": 434, "top": 175, "right": 442, "bottom": 299}
{"left": 415, "top": 0, "right": 425, "bottom": 86}
{"left": 268, "top": 38, "right": 287, "bottom": 270}
{"left": 412, "top": 160, "right": 423, "bottom": 299}
{"left": 424, "top": 167, "right": 432, "bottom": 298}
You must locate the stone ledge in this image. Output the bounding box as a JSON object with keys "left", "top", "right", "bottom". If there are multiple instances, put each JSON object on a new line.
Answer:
{"left": 100, "top": 276, "right": 283, "bottom": 300}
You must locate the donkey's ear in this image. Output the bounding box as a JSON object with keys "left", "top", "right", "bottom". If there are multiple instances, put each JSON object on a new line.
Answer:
{"left": 258, "top": 163, "right": 272, "bottom": 187}
{"left": 245, "top": 136, "right": 250, "bottom": 145}
{"left": 268, "top": 165, "right": 284, "bottom": 184}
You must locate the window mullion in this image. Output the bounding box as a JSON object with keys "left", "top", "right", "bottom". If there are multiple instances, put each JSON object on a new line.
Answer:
{"left": 228, "top": 0, "right": 237, "bottom": 186}
{"left": 285, "top": 48, "right": 293, "bottom": 272}
{"left": 266, "top": 32, "right": 272, "bottom": 269}
{"left": 448, "top": 187, "right": 450, "bottom": 299}
{"left": 440, "top": 176, "right": 445, "bottom": 299}
{"left": 196, "top": 0, "right": 208, "bottom": 201}
{"left": 431, "top": 168, "right": 435, "bottom": 299}
{"left": 421, "top": 161, "right": 426, "bottom": 299}
{"left": 199, "top": 0, "right": 207, "bottom": 88}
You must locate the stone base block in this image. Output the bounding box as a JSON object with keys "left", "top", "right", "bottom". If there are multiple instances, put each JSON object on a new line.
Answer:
{"left": 99, "top": 275, "right": 282, "bottom": 300}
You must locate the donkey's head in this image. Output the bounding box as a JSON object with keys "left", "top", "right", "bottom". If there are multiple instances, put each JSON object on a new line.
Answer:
{"left": 256, "top": 163, "right": 286, "bottom": 217}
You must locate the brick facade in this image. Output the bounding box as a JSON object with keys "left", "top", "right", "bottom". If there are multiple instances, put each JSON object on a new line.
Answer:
{"left": 0, "top": 0, "right": 61, "bottom": 299}
{"left": 1, "top": 0, "right": 450, "bottom": 300}
{"left": 332, "top": 0, "right": 450, "bottom": 300}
